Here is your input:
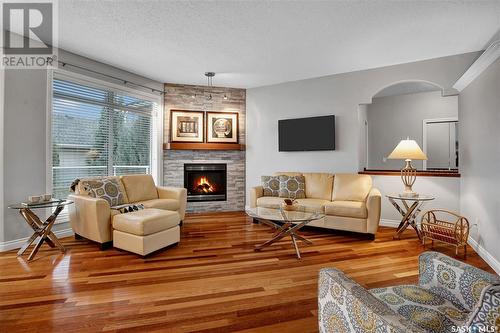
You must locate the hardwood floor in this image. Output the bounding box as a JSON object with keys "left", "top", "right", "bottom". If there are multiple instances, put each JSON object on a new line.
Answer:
{"left": 0, "top": 211, "right": 494, "bottom": 332}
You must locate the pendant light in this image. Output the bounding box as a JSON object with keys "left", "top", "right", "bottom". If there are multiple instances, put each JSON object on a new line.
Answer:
{"left": 205, "top": 72, "right": 214, "bottom": 100}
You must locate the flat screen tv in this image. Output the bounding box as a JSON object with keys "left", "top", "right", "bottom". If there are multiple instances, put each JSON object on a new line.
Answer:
{"left": 278, "top": 115, "right": 335, "bottom": 151}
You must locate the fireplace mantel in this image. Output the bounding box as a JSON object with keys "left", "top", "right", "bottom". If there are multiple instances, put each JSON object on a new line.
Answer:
{"left": 164, "top": 142, "right": 245, "bottom": 151}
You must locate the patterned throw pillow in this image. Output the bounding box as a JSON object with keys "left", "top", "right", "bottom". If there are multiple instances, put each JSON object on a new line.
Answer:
{"left": 261, "top": 176, "right": 280, "bottom": 197}
{"left": 279, "top": 175, "right": 306, "bottom": 199}
{"left": 81, "top": 177, "right": 125, "bottom": 206}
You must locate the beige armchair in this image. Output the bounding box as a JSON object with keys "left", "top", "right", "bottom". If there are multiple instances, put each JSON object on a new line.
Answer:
{"left": 69, "top": 174, "right": 187, "bottom": 249}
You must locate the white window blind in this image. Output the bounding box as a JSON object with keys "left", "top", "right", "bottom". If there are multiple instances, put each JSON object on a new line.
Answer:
{"left": 51, "top": 75, "right": 155, "bottom": 200}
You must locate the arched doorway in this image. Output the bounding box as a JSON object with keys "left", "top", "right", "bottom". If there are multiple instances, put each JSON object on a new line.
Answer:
{"left": 359, "top": 80, "right": 459, "bottom": 172}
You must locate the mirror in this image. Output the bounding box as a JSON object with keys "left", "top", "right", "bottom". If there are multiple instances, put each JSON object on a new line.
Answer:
{"left": 359, "top": 81, "right": 459, "bottom": 171}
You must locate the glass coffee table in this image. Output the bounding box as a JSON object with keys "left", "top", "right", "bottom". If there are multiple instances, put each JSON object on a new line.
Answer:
{"left": 246, "top": 206, "right": 324, "bottom": 259}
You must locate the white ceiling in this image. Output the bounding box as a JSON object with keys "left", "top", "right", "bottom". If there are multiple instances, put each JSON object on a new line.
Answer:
{"left": 58, "top": 1, "right": 500, "bottom": 88}
{"left": 373, "top": 81, "right": 442, "bottom": 98}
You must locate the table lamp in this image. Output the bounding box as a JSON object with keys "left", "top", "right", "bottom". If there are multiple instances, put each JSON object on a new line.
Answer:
{"left": 388, "top": 138, "right": 427, "bottom": 197}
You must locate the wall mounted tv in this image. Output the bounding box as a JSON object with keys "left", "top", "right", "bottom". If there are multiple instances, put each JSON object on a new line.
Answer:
{"left": 278, "top": 115, "right": 335, "bottom": 152}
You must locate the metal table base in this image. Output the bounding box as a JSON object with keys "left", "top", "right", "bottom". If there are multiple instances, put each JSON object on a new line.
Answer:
{"left": 387, "top": 195, "right": 434, "bottom": 240}
{"left": 254, "top": 218, "right": 313, "bottom": 259}
{"left": 16, "top": 204, "right": 67, "bottom": 261}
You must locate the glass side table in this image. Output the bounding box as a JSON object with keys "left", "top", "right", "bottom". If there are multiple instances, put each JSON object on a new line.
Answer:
{"left": 8, "top": 200, "right": 73, "bottom": 261}
{"left": 386, "top": 194, "right": 434, "bottom": 240}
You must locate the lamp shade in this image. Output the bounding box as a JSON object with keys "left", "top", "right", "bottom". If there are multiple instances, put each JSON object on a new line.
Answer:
{"left": 388, "top": 139, "right": 427, "bottom": 160}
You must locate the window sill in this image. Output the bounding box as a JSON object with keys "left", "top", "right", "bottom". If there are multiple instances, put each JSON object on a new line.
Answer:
{"left": 359, "top": 169, "right": 460, "bottom": 178}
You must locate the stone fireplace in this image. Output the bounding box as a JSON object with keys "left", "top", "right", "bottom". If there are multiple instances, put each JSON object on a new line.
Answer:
{"left": 163, "top": 83, "right": 246, "bottom": 213}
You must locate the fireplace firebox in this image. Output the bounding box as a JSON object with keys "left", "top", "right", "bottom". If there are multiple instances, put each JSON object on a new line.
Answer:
{"left": 184, "top": 163, "right": 227, "bottom": 202}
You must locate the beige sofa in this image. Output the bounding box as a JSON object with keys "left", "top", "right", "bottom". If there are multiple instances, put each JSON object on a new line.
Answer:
{"left": 250, "top": 173, "right": 381, "bottom": 238}
{"left": 69, "top": 174, "right": 187, "bottom": 249}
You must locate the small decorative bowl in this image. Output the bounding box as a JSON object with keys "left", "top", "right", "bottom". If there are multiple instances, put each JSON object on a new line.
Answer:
{"left": 281, "top": 201, "right": 297, "bottom": 211}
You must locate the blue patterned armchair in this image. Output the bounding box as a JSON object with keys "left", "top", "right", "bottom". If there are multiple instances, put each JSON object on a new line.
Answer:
{"left": 318, "top": 251, "right": 499, "bottom": 333}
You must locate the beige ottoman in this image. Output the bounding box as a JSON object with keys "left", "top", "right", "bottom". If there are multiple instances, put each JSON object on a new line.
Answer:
{"left": 112, "top": 208, "right": 180, "bottom": 256}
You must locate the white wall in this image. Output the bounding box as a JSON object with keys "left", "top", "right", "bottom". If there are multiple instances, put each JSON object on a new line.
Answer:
{"left": 459, "top": 57, "right": 500, "bottom": 272}
{"left": 246, "top": 52, "right": 478, "bottom": 206}
{"left": 3, "top": 69, "right": 50, "bottom": 241}
{"left": 367, "top": 91, "right": 458, "bottom": 170}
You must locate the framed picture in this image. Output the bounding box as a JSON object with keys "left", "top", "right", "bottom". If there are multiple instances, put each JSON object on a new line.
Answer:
{"left": 206, "top": 112, "right": 239, "bottom": 143}
{"left": 170, "top": 110, "right": 205, "bottom": 143}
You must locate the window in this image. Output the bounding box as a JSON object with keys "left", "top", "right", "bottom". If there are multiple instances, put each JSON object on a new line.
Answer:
{"left": 51, "top": 73, "right": 160, "bottom": 201}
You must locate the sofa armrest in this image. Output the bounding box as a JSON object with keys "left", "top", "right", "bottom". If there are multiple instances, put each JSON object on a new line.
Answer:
{"left": 249, "top": 186, "right": 263, "bottom": 208}
{"left": 68, "top": 194, "right": 112, "bottom": 243}
{"left": 318, "top": 268, "right": 425, "bottom": 333}
{"left": 157, "top": 186, "right": 187, "bottom": 220}
{"left": 418, "top": 251, "right": 500, "bottom": 311}
{"left": 366, "top": 187, "right": 381, "bottom": 235}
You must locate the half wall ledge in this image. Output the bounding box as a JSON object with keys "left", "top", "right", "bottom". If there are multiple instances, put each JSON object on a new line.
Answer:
{"left": 359, "top": 170, "right": 460, "bottom": 178}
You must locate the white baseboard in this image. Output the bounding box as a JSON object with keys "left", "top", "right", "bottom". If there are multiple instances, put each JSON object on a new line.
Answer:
{"left": 467, "top": 237, "right": 500, "bottom": 275}
{"left": 0, "top": 228, "right": 74, "bottom": 252}
{"left": 379, "top": 219, "right": 400, "bottom": 228}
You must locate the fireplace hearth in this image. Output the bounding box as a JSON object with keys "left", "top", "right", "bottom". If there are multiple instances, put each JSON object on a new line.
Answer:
{"left": 184, "top": 163, "right": 227, "bottom": 202}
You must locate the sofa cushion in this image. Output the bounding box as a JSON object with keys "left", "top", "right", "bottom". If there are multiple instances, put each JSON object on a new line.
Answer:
{"left": 256, "top": 196, "right": 284, "bottom": 209}
{"left": 81, "top": 177, "right": 127, "bottom": 206}
{"left": 332, "top": 173, "right": 372, "bottom": 202}
{"left": 278, "top": 175, "right": 306, "bottom": 199}
{"left": 261, "top": 176, "right": 280, "bottom": 197}
{"left": 112, "top": 208, "right": 179, "bottom": 236}
{"left": 120, "top": 174, "right": 158, "bottom": 203}
{"left": 302, "top": 173, "right": 334, "bottom": 200}
{"left": 294, "top": 198, "right": 330, "bottom": 213}
{"left": 324, "top": 201, "right": 367, "bottom": 219}
{"left": 371, "top": 285, "right": 470, "bottom": 333}
{"left": 256, "top": 197, "right": 329, "bottom": 213}
{"left": 139, "top": 198, "right": 180, "bottom": 211}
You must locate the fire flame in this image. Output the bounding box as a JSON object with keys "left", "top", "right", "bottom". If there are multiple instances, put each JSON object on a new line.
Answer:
{"left": 194, "top": 176, "right": 214, "bottom": 193}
